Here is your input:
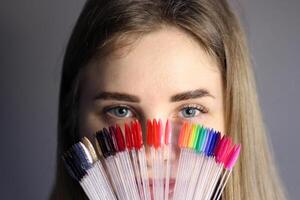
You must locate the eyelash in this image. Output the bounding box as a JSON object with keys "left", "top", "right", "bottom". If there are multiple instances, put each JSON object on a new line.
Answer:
{"left": 179, "top": 104, "right": 208, "bottom": 114}
{"left": 102, "top": 103, "right": 208, "bottom": 120}
{"left": 103, "top": 104, "right": 137, "bottom": 118}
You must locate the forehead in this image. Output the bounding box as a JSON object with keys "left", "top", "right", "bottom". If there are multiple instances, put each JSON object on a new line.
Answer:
{"left": 82, "top": 26, "right": 222, "bottom": 100}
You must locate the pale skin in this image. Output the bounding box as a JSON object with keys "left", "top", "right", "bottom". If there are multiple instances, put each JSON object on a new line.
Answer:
{"left": 78, "top": 26, "right": 225, "bottom": 193}
{"left": 79, "top": 25, "right": 224, "bottom": 132}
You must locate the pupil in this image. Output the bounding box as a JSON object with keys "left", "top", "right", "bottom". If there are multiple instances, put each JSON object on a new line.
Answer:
{"left": 112, "top": 107, "right": 128, "bottom": 117}
{"left": 118, "top": 108, "right": 126, "bottom": 115}
{"left": 185, "top": 108, "right": 195, "bottom": 116}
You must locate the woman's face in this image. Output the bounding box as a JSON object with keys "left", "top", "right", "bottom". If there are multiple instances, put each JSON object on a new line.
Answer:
{"left": 79, "top": 26, "right": 225, "bottom": 196}
{"left": 79, "top": 26, "right": 225, "bottom": 138}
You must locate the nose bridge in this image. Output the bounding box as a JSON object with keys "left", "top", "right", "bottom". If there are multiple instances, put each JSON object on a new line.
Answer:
{"left": 142, "top": 103, "right": 170, "bottom": 122}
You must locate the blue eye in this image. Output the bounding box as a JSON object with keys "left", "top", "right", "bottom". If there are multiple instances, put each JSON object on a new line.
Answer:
{"left": 181, "top": 107, "right": 200, "bottom": 118}
{"left": 179, "top": 104, "right": 208, "bottom": 119}
{"left": 106, "top": 106, "right": 133, "bottom": 118}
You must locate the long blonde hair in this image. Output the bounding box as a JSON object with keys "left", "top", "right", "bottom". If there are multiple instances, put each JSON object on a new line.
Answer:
{"left": 51, "top": 0, "right": 286, "bottom": 199}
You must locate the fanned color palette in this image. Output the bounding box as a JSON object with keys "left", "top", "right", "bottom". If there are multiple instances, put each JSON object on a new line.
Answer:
{"left": 62, "top": 119, "right": 241, "bottom": 200}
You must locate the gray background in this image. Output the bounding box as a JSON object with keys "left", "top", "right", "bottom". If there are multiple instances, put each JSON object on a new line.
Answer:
{"left": 0, "top": 0, "right": 299, "bottom": 199}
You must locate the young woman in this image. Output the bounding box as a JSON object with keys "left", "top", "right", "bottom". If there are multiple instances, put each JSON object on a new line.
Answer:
{"left": 50, "top": 0, "right": 286, "bottom": 199}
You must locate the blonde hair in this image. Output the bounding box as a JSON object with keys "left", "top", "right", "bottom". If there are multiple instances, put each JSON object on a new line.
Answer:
{"left": 51, "top": 0, "right": 286, "bottom": 199}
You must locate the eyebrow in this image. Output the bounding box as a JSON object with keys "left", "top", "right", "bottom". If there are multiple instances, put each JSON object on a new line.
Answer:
{"left": 170, "top": 89, "right": 215, "bottom": 102}
{"left": 94, "top": 89, "right": 214, "bottom": 103}
{"left": 94, "top": 92, "right": 140, "bottom": 102}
